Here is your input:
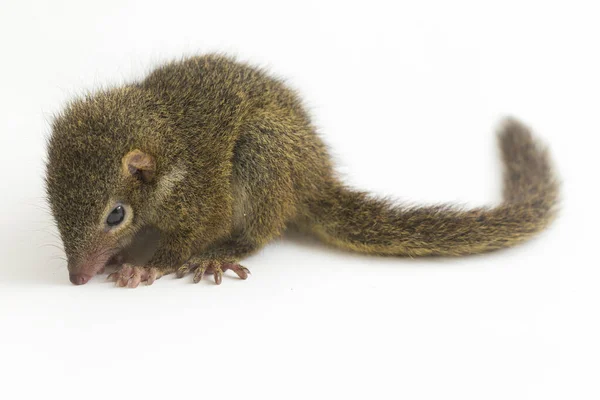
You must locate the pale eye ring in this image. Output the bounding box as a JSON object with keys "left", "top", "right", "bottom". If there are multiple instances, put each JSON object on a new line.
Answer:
{"left": 106, "top": 205, "right": 125, "bottom": 227}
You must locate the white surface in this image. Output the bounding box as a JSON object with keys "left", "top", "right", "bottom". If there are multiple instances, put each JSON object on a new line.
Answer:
{"left": 0, "top": 1, "right": 598, "bottom": 399}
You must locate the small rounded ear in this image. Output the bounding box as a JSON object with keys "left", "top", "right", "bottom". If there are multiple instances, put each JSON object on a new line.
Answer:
{"left": 122, "top": 150, "right": 156, "bottom": 183}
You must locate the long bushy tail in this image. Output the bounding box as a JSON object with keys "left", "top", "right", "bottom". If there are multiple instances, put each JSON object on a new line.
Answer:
{"left": 300, "top": 118, "right": 559, "bottom": 256}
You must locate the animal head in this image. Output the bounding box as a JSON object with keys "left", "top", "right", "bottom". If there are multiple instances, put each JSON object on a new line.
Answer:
{"left": 45, "top": 89, "right": 180, "bottom": 284}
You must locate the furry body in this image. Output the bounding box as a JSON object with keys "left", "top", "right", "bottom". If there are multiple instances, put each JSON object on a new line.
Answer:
{"left": 45, "top": 55, "right": 559, "bottom": 286}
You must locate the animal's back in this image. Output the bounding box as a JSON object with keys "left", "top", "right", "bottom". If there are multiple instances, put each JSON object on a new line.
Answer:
{"left": 139, "top": 54, "right": 335, "bottom": 201}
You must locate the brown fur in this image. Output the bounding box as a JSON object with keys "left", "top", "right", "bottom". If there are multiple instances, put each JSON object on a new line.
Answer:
{"left": 45, "top": 54, "right": 559, "bottom": 286}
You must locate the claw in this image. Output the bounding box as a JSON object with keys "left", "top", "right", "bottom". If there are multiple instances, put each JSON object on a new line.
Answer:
{"left": 128, "top": 268, "right": 142, "bottom": 288}
{"left": 176, "top": 264, "right": 191, "bottom": 279}
{"left": 223, "top": 263, "right": 250, "bottom": 280}
{"left": 213, "top": 267, "right": 223, "bottom": 285}
{"left": 193, "top": 265, "right": 207, "bottom": 283}
{"left": 117, "top": 265, "right": 134, "bottom": 287}
{"left": 146, "top": 268, "right": 161, "bottom": 285}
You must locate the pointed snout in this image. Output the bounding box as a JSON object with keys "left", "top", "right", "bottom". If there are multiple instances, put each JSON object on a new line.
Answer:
{"left": 67, "top": 244, "right": 117, "bottom": 286}
{"left": 69, "top": 273, "right": 92, "bottom": 285}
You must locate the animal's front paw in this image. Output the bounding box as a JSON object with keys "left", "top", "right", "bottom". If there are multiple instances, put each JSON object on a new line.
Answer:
{"left": 176, "top": 258, "right": 250, "bottom": 285}
{"left": 107, "top": 264, "right": 163, "bottom": 288}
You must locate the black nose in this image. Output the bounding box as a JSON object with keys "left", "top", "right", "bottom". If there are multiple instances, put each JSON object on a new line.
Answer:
{"left": 69, "top": 274, "right": 91, "bottom": 285}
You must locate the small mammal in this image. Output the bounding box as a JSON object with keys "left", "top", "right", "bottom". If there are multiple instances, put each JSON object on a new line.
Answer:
{"left": 45, "top": 54, "right": 559, "bottom": 287}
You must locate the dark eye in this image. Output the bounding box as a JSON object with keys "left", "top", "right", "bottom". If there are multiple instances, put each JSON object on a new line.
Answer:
{"left": 106, "top": 205, "right": 125, "bottom": 226}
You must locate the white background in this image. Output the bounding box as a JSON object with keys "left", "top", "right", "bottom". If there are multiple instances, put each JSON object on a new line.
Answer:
{"left": 0, "top": 1, "right": 598, "bottom": 399}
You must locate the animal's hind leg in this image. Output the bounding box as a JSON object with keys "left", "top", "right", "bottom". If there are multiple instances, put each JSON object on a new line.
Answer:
{"left": 177, "top": 119, "right": 301, "bottom": 284}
